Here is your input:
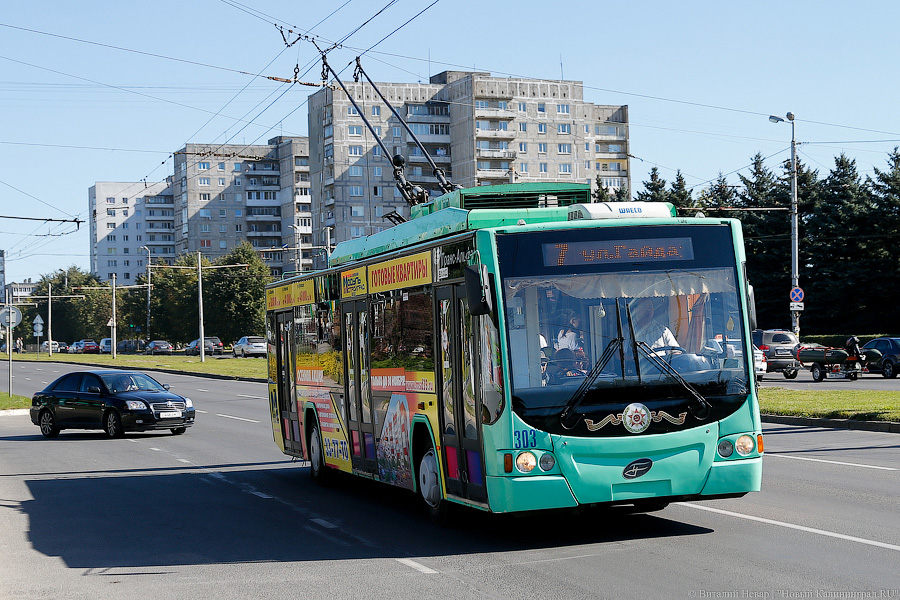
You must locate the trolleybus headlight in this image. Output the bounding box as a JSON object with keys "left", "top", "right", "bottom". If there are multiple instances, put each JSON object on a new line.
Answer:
{"left": 516, "top": 451, "right": 537, "bottom": 473}
{"left": 717, "top": 439, "right": 734, "bottom": 458}
{"left": 539, "top": 453, "right": 556, "bottom": 471}
{"left": 735, "top": 435, "right": 755, "bottom": 456}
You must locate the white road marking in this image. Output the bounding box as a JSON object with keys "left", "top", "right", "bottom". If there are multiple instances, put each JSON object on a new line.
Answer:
{"left": 149, "top": 448, "right": 161, "bottom": 452}
{"left": 196, "top": 388, "right": 209, "bottom": 392}
{"left": 196, "top": 410, "right": 208, "bottom": 414}
{"left": 679, "top": 503, "right": 900, "bottom": 552}
{"left": 311, "top": 518, "right": 338, "bottom": 529}
{"left": 396, "top": 558, "right": 438, "bottom": 574}
{"left": 215, "top": 413, "right": 259, "bottom": 423}
{"left": 767, "top": 453, "right": 897, "bottom": 471}
{"left": 237, "top": 394, "right": 267, "bottom": 400}
{"left": 177, "top": 459, "right": 191, "bottom": 464}
{"left": 251, "top": 491, "right": 273, "bottom": 499}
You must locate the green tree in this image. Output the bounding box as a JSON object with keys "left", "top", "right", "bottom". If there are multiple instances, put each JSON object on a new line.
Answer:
{"left": 869, "top": 148, "right": 900, "bottom": 332}
{"left": 592, "top": 175, "right": 611, "bottom": 202}
{"left": 635, "top": 167, "right": 667, "bottom": 203}
{"left": 205, "top": 242, "right": 273, "bottom": 345}
{"left": 613, "top": 184, "right": 630, "bottom": 202}
{"left": 22, "top": 267, "right": 106, "bottom": 345}
{"left": 667, "top": 170, "right": 693, "bottom": 210}
{"left": 149, "top": 253, "right": 205, "bottom": 344}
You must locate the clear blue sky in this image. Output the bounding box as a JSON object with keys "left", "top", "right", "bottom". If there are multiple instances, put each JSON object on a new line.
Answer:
{"left": 3, "top": 0, "right": 900, "bottom": 284}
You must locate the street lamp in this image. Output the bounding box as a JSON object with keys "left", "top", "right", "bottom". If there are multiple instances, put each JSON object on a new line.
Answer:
{"left": 769, "top": 112, "right": 800, "bottom": 336}
{"left": 140, "top": 246, "right": 151, "bottom": 342}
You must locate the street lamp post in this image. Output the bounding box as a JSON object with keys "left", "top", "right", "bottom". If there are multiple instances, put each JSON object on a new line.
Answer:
{"left": 141, "top": 246, "right": 151, "bottom": 342}
{"left": 769, "top": 112, "right": 800, "bottom": 336}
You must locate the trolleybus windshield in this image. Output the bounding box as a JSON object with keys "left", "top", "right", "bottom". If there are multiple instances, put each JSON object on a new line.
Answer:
{"left": 497, "top": 224, "right": 752, "bottom": 436}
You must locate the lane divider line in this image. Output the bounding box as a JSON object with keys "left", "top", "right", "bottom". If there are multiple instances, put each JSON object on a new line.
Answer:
{"left": 766, "top": 453, "right": 897, "bottom": 471}
{"left": 678, "top": 502, "right": 900, "bottom": 552}
{"left": 215, "top": 413, "right": 260, "bottom": 423}
{"left": 396, "top": 558, "right": 438, "bottom": 574}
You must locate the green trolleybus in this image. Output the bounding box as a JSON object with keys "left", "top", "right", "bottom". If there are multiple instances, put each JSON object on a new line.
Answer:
{"left": 265, "top": 182, "right": 763, "bottom": 519}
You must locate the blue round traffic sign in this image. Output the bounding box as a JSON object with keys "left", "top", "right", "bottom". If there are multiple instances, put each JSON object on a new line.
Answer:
{"left": 790, "top": 287, "right": 804, "bottom": 302}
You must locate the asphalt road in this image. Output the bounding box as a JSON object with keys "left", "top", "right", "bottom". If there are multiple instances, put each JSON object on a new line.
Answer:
{"left": 760, "top": 367, "right": 900, "bottom": 391}
{"left": 1, "top": 364, "right": 899, "bottom": 599}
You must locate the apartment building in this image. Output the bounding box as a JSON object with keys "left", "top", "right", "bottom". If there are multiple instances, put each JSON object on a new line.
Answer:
{"left": 90, "top": 138, "right": 311, "bottom": 282}
{"left": 307, "top": 70, "right": 629, "bottom": 254}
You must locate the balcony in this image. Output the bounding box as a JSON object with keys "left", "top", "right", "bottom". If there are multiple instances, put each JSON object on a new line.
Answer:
{"left": 246, "top": 197, "right": 280, "bottom": 207}
{"left": 245, "top": 177, "right": 280, "bottom": 189}
{"left": 405, "top": 112, "right": 449, "bottom": 124}
{"left": 246, "top": 213, "right": 281, "bottom": 222}
{"left": 475, "top": 128, "right": 515, "bottom": 140}
{"left": 476, "top": 148, "right": 517, "bottom": 160}
{"left": 407, "top": 153, "right": 451, "bottom": 165}
{"left": 145, "top": 213, "right": 175, "bottom": 221}
{"left": 474, "top": 107, "right": 516, "bottom": 120}
{"left": 476, "top": 168, "right": 514, "bottom": 181}
{"left": 246, "top": 230, "right": 281, "bottom": 236}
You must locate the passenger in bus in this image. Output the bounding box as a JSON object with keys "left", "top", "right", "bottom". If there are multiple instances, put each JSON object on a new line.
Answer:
{"left": 547, "top": 348, "right": 586, "bottom": 384}
{"left": 555, "top": 311, "right": 585, "bottom": 352}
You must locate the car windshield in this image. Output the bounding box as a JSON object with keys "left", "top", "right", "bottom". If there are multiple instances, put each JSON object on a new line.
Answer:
{"left": 496, "top": 226, "right": 751, "bottom": 436}
{"left": 101, "top": 373, "right": 167, "bottom": 393}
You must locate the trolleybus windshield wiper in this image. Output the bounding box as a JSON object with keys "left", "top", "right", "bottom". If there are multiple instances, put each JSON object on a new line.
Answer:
{"left": 633, "top": 340, "right": 712, "bottom": 420}
{"left": 560, "top": 301, "right": 625, "bottom": 430}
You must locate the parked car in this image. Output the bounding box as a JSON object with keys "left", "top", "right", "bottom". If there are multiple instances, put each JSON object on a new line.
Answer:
{"left": 753, "top": 344, "right": 766, "bottom": 382}
{"left": 69, "top": 341, "right": 85, "bottom": 354}
{"left": 861, "top": 337, "right": 900, "bottom": 378}
{"left": 57, "top": 341, "right": 69, "bottom": 353}
{"left": 232, "top": 335, "right": 266, "bottom": 358}
{"left": 40, "top": 340, "right": 60, "bottom": 353}
{"left": 751, "top": 329, "right": 800, "bottom": 379}
{"left": 79, "top": 339, "right": 99, "bottom": 354}
{"left": 145, "top": 340, "right": 173, "bottom": 355}
{"left": 184, "top": 338, "right": 214, "bottom": 356}
{"left": 99, "top": 338, "right": 112, "bottom": 354}
{"left": 206, "top": 336, "right": 224, "bottom": 355}
{"left": 117, "top": 339, "right": 144, "bottom": 353}
{"left": 30, "top": 370, "right": 195, "bottom": 438}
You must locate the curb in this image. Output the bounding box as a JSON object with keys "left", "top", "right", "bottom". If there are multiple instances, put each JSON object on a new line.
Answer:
{"left": 762, "top": 414, "right": 900, "bottom": 433}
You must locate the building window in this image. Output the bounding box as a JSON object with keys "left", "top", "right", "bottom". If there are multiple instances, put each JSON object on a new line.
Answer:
{"left": 558, "top": 143, "right": 572, "bottom": 154}
{"left": 218, "top": 162, "right": 225, "bottom": 170}
{"left": 219, "top": 241, "right": 227, "bottom": 249}
{"left": 235, "top": 209, "right": 242, "bottom": 217}
{"left": 537, "top": 103, "right": 546, "bottom": 113}
{"left": 347, "top": 106, "right": 358, "bottom": 115}
{"left": 539, "top": 163, "right": 548, "bottom": 173}
{"left": 199, "top": 178, "right": 210, "bottom": 186}
{"left": 520, "top": 163, "right": 528, "bottom": 173}
{"left": 609, "top": 144, "right": 623, "bottom": 152}
{"left": 349, "top": 125, "right": 363, "bottom": 136}
{"left": 107, "top": 209, "right": 116, "bottom": 216}
{"left": 219, "top": 209, "right": 226, "bottom": 217}
{"left": 198, "top": 162, "right": 210, "bottom": 170}
{"left": 372, "top": 146, "right": 381, "bottom": 157}
{"left": 124, "top": 273, "right": 131, "bottom": 280}
{"left": 373, "top": 186, "right": 382, "bottom": 197}
{"left": 392, "top": 126, "right": 402, "bottom": 138}
{"left": 519, "top": 122, "right": 527, "bottom": 132}
{"left": 538, "top": 123, "right": 546, "bottom": 134}
{"left": 220, "top": 224, "right": 227, "bottom": 233}
{"left": 518, "top": 102, "right": 527, "bottom": 112}
{"left": 106, "top": 197, "right": 115, "bottom": 203}
{"left": 200, "top": 240, "right": 211, "bottom": 248}
{"left": 519, "top": 142, "right": 528, "bottom": 152}
{"left": 558, "top": 123, "right": 571, "bottom": 134}
{"left": 107, "top": 223, "right": 115, "bottom": 229}
{"left": 351, "top": 205, "right": 365, "bottom": 217}
{"left": 373, "top": 166, "right": 382, "bottom": 177}
{"left": 349, "top": 146, "right": 363, "bottom": 156}
{"left": 559, "top": 163, "right": 572, "bottom": 174}
{"left": 199, "top": 209, "right": 211, "bottom": 217}
{"left": 557, "top": 104, "right": 570, "bottom": 114}
{"left": 218, "top": 178, "right": 226, "bottom": 186}
{"left": 350, "top": 186, "right": 364, "bottom": 197}
{"left": 235, "top": 224, "right": 242, "bottom": 232}
{"left": 349, "top": 166, "right": 363, "bottom": 177}
{"left": 350, "top": 226, "right": 365, "bottom": 238}
{"left": 372, "top": 106, "right": 381, "bottom": 116}
{"left": 538, "top": 143, "right": 547, "bottom": 154}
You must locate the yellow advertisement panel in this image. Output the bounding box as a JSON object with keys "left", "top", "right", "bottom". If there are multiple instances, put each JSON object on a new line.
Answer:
{"left": 293, "top": 279, "right": 315, "bottom": 305}
{"left": 368, "top": 251, "right": 432, "bottom": 294}
{"left": 341, "top": 267, "right": 367, "bottom": 298}
{"left": 266, "top": 283, "right": 294, "bottom": 310}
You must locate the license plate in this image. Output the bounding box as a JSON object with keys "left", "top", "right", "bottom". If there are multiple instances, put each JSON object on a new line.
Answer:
{"left": 776, "top": 348, "right": 790, "bottom": 355}
{"left": 159, "top": 411, "right": 182, "bottom": 419}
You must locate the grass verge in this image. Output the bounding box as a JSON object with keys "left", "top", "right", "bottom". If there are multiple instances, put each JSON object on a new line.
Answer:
{"left": 0, "top": 393, "right": 31, "bottom": 411}
{"left": 6, "top": 352, "right": 268, "bottom": 380}
{"left": 759, "top": 387, "right": 900, "bottom": 422}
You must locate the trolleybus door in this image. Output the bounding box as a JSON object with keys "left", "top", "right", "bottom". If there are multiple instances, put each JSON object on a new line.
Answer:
{"left": 276, "top": 310, "right": 303, "bottom": 456}
{"left": 343, "top": 300, "right": 377, "bottom": 474}
{"left": 436, "top": 284, "right": 487, "bottom": 503}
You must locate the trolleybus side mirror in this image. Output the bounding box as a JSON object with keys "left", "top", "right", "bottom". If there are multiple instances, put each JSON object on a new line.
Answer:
{"left": 747, "top": 284, "right": 757, "bottom": 331}
{"left": 465, "top": 264, "right": 495, "bottom": 318}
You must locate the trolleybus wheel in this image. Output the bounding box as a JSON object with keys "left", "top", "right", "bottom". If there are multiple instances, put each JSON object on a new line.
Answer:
{"left": 810, "top": 363, "right": 825, "bottom": 383}
{"left": 418, "top": 447, "right": 448, "bottom": 523}
{"left": 309, "top": 424, "right": 330, "bottom": 485}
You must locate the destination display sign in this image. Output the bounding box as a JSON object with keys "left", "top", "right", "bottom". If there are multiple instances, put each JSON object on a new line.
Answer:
{"left": 368, "top": 251, "right": 432, "bottom": 293}
{"left": 542, "top": 237, "right": 695, "bottom": 267}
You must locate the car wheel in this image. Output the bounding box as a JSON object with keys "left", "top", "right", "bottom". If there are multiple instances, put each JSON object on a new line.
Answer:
{"left": 418, "top": 446, "right": 448, "bottom": 523}
{"left": 783, "top": 369, "right": 798, "bottom": 379}
{"left": 104, "top": 410, "right": 124, "bottom": 438}
{"left": 39, "top": 410, "right": 60, "bottom": 438}
{"left": 883, "top": 361, "right": 896, "bottom": 379}
{"left": 170, "top": 427, "right": 186, "bottom": 435}
{"left": 308, "top": 424, "right": 331, "bottom": 484}
{"left": 810, "top": 363, "right": 825, "bottom": 382}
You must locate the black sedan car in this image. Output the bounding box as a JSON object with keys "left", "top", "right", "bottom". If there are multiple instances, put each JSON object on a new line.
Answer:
{"left": 862, "top": 337, "right": 900, "bottom": 378}
{"left": 30, "top": 370, "right": 195, "bottom": 438}
{"left": 145, "top": 340, "right": 173, "bottom": 355}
